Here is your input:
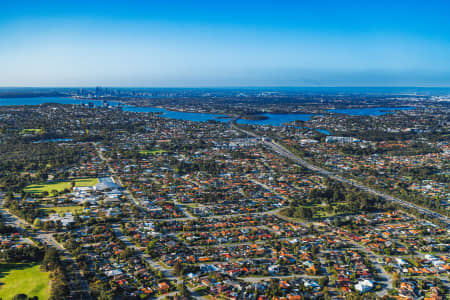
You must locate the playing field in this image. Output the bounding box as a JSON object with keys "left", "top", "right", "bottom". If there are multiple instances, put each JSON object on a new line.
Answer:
{"left": 24, "top": 178, "right": 99, "bottom": 196}
{"left": 139, "top": 149, "right": 167, "bottom": 155}
{"left": 0, "top": 263, "right": 50, "bottom": 300}
{"left": 72, "top": 178, "right": 99, "bottom": 187}
{"left": 21, "top": 128, "right": 44, "bottom": 134}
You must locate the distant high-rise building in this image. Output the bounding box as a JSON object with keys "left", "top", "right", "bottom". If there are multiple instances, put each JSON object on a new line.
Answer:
{"left": 95, "top": 86, "right": 103, "bottom": 97}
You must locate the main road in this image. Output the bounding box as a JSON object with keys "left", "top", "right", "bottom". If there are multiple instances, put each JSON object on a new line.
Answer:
{"left": 0, "top": 194, "right": 92, "bottom": 300}
{"left": 231, "top": 123, "right": 450, "bottom": 227}
{"left": 96, "top": 147, "right": 207, "bottom": 299}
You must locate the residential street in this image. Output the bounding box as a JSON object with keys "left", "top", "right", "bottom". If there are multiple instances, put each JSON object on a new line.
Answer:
{"left": 232, "top": 123, "right": 450, "bottom": 227}
{"left": 0, "top": 195, "right": 92, "bottom": 300}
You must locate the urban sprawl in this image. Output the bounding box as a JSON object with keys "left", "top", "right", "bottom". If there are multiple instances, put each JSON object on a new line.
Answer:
{"left": 0, "top": 88, "right": 448, "bottom": 300}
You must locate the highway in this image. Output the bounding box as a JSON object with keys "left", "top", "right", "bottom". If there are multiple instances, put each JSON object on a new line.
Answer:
{"left": 231, "top": 123, "right": 450, "bottom": 227}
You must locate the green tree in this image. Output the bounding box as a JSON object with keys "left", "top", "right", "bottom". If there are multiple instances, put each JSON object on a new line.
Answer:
{"left": 33, "top": 218, "right": 42, "bottom": 228}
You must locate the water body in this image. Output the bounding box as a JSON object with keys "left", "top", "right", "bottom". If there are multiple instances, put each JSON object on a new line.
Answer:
{"left": 315, "top": 129, "right": 331, "bottom": 135}
{"left": 33, "top": 138, "right": 73, "bottom": 143}
{"left": 0, "top": 97, "right": 118, "bottom": 107}
{"left": 236, "top": 107, "right": 415, "bottom": 126}
{"left": 0, "top": 97, "right": 414, "bottom": 125}
{"left": 236, "top": 113, "right": 315, "bottom": 126}
{"left": 122, "top": 106, "right": 228, "bottom": 122}
{"left": 0, "top": 97, "right": 227, "bottom": 122}
{"left": 329, "top": 107, "right": 414, "bottom": 116}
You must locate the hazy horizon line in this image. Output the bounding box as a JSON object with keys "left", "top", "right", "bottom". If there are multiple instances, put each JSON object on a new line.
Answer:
{"left": 1, "top": 85, "right": 450, "bottom": 89}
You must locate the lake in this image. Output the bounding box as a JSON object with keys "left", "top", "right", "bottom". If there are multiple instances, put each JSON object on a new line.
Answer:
{"left": 235, "top": 107, "right": 415, "bottom": 126}
{"left": 329, "top": 107, "right": 414, "bottom": 116}
{"left": 0, "top": 97, "right": 228, "bottom": 122}
{"left": 33, "top": 138, "right": 73, "bottom": 143}
{"left": 122, "top": 106, "right": 229, "bottom": 122}
{"left": 0, "top": 97, "right": 415, "bottom": 125}
{"left": 236, "top": 113, "right": 316, "bottom": 126}
{"left": 0, "top": 97, "right": 116, "bottom": 107}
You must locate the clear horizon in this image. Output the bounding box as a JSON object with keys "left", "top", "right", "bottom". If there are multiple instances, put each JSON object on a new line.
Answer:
{"left": 2, "top": 0, "right": 450, "bottom": 87}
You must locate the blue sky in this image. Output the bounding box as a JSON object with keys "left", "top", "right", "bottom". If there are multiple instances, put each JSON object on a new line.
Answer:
{"left": 1, "top": 0, "right": 450, "bottom": 87}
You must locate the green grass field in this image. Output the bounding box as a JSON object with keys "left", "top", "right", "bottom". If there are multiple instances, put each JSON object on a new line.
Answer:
{"left": 311, "top": 203, "right": 349, "bottom": 219}
{"left": 24, "top": 178, "right": 99, "bottom": 196}
{"left": 183, "top": 203, "right": 201, "bottom": 208}
{"left": 282, "top": 201, "right": 349, "bottom": 220}
{"left": 0, "top": 263, "right": 50, "bottom": 300}
{"left": 41, "top": 205, "right": 86, "bottom": 216}
{"left": 21, "top": 128, "right": 44, "bottom": 134}
{"left": 73, "top": 178, "right": 99, "bottom": 187}
{"left": 139, "top": 149, "right": 167, "bottom": 155}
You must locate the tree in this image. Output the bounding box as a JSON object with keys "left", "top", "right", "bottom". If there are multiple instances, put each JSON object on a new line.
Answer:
{"left": 392, "top": 272, "right": 400, "bottom": 288}
{"left": 319, "top": 276, "right": 329, "bottom": 287}
{"left": 43, "top": 247, "right": 60, "bottom": 271}
{"left": 173, "top": 261, "right": 184, "bottom": 276}
{"left": 177, "top": 280, "right": 189, "bottom": 297}
{"left": 33, "top": 218, "right": 42, "bottom": 228}
{"left": 50, "top": 276, "right": 70, "bottom": 300}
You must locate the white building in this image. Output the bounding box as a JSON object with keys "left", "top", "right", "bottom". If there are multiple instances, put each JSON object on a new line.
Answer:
{"left": 355, "top": 279, "right": 374, "bottom": 293}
